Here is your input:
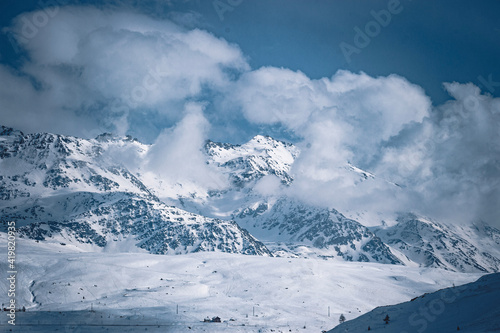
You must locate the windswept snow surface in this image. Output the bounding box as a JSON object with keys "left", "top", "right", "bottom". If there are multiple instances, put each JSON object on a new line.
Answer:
{"left": 327, "top": 273, "right": 500, "bottom": 332}
{"left": 0, "top": 236, "right": 483, "bottom": 332}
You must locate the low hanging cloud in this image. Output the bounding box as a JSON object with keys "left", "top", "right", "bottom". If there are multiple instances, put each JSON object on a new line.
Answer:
{"left": 373, "top": 83, "right": 500, "bottom": 225}
{"left": 145, "top": 102, "right": 229, "bottom": 193}
{"left": 2, "top": 6, "right": 248, "bottom": 139}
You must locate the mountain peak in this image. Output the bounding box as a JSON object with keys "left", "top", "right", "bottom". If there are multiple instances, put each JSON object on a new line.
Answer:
{"left": 95, "top": 132, "right": 118, "bottom": 142}
{"left": 205, "top": 135, "right": 299, "bottom": 186}
{"left": 94, "top": 132, "right": 139, "bottom": 143}
{"left": 0, "top": 125, "right": 24, "bottom": 138}
{"left": 247, "top": 134, "right": 295, "bottom": 149}
{"left": 249, "top": 134, "right": 273, "bottom": 143}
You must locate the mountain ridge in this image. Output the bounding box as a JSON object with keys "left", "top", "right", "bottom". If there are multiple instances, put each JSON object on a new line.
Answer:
{"left": 1, "top": 125, "right": 499, "bottom": 272}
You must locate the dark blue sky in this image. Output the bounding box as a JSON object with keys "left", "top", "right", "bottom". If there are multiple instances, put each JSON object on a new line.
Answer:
{"left": 1, "top": 0, "right": 499, "bottom": 105}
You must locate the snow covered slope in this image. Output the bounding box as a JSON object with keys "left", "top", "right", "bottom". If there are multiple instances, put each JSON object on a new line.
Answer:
{"left": 0, "top": 235, "right": 484, "bottom": 333}
{"left": 374, "top": 213, "right": 500, "bottom": 273}
{"left": 327, "top": 273, "right": 500, "bottom": 332}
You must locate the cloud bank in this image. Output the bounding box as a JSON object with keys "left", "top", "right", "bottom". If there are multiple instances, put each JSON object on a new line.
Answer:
{"left": 226, "top": 67, "right": 433, "bottom": 221}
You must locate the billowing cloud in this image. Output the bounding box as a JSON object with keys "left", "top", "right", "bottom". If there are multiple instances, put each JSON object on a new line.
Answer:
{"left": 229, "top": 68, "right": 431, "bottom": 167}
{"left": 373, "top": 83, "right": 500, "bottom": 225}
{"left": 1, "top": 6, "right": 248, "bottom": 138}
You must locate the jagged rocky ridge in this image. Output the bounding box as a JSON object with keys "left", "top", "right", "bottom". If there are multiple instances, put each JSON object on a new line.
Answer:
{"left": 15, "top": 192, "right": 270, "bottom": 255}
{"left": 234, "top": 198, "right": 402, "bottom": 264}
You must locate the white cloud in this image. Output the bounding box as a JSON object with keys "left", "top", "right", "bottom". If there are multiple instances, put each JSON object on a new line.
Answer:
{"left": 229, "top": 67, "right": 323, "bottom": 130}
{"left": 228, "top": 67, "right": 499, "bottom": 226}
{"left": 373, "top": 82, "right": 500, "bottom": 225}
{"left": 253, "top": 175, "right": 283, "bottom": 197}
{"left": 2, "top": 6, "right": 248, "bottom": 137}
{"left": 229, "top": 68, "right": 431, "bottom": 168}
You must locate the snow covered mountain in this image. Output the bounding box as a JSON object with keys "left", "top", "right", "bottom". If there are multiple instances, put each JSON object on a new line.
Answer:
{"left": 0, "top": 126, "right": 152, "bottom": 200}
{"left": 199, "top": 134, "right": 500, "bottom": 271}
{"left": 198, "top": 136, "right": 404, "bottom": 264}
{"left": 1, "top": 125, "right": 499, "bottom": 272}
{"left": 234, "top": 197, "right": 402, "bottom": 264}
{"left": 327, "top": 273, "right": 500, "bottom": 332}
{"left": 0, "top": 126, "right": 269, "bottom": 256}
